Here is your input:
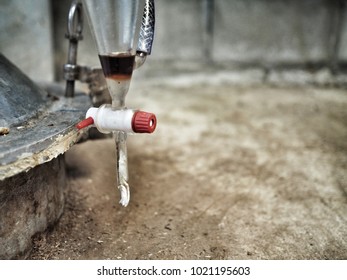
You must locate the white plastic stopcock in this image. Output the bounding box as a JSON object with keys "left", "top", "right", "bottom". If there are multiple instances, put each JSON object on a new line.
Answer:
{"left": 76, "top": 105, "right": 157, "bottom": 134}
{"left": 86, "top": 105, "right": 134, "bottom": 134}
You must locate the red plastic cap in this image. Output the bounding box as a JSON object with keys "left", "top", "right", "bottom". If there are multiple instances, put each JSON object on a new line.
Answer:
{"left": 76, "top": 116, "right": 94, "bottom": 130}
{"left": 132, "top": 111, "right": 157, "bottom": 133}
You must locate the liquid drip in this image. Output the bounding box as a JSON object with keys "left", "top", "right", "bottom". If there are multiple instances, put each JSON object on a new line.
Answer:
{"left": 115, "top": 131, "right": 130, "bottom": 207}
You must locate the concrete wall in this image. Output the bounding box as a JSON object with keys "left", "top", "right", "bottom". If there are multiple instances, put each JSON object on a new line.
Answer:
{"left": 213, "top": 0, "right": 331, "bottom": 64}
{"left": 1, "top": 0, "right": 347, "bottom": 82}
{"left": 154, "top": 0, "right": 333, "bottom": 65}
{"left": 0, "top": 0, "right": 54, "bottom": 82}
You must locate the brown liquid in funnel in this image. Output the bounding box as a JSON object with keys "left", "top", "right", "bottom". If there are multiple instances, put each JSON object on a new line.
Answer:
{"left": 99, "top": 54, "right": 135, "bottom": 81}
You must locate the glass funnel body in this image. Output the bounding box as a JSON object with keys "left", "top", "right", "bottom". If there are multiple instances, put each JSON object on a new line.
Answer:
{"left": 83, "top": 0, "right": 145, "bottom": 107}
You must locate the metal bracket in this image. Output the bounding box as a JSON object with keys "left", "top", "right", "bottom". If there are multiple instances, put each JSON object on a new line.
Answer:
{"left": 64, "top": 1, "right": 83, "bottom": 97}
{"left": 63, "top": 1, "right": 111, "bottom": 106}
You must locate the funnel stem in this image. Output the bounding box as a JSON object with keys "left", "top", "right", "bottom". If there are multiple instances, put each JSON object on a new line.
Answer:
{"left": 114, "top": 131, "right": 130, "bottom": 207}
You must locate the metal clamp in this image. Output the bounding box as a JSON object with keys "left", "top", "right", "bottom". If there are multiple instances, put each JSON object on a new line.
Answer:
{"left": 64, "top": 1, "right": 83, "bottom": 97}
{"left": 137, "top": 0, "right": 155, "bottom": 56}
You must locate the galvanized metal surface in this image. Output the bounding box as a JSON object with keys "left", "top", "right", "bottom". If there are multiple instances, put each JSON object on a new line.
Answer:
{"left": 0, "top": 54, "right": 46, "bottom": 129}
{"left": 0, "top": 155, "right": 66, "bottom": 259}
{"left": 0, "top": 55, "right": 91, "bottom": 180}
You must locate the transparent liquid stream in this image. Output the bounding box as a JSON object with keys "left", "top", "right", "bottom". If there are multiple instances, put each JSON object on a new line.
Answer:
{"left": 109, "top": 79, "right": 132, "bottom": 207}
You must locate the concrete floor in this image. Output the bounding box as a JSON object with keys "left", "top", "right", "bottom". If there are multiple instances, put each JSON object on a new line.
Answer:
{"left": 29, "top": 75, "right": 347, "bottom": 259}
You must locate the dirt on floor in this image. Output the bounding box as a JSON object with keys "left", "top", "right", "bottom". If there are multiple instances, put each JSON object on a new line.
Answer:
{"left": 29, "top": 82, "right": 347, "bottom": 260}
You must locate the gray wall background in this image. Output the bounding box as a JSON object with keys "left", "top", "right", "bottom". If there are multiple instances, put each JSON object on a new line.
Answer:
{"left": 1, "top": 0, "right": 347, "bottom": 82}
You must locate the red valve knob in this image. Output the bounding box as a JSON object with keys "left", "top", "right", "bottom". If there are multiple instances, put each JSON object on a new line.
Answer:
{"left": 132, "top": 111, "right": 157, "bottom": 133}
